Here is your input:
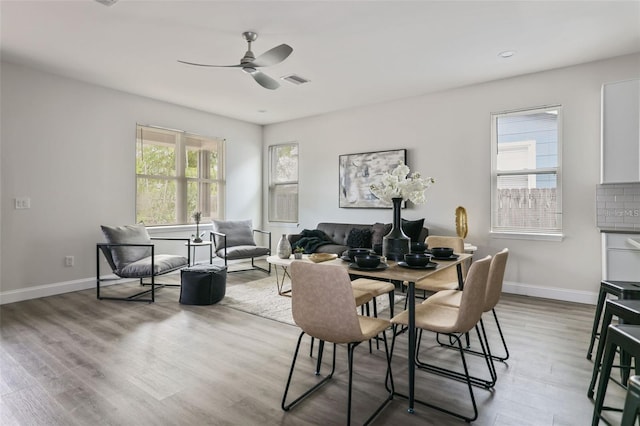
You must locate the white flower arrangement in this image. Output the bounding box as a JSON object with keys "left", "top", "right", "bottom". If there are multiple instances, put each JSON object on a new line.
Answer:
{"left": 369, "top": 162, "right": 435, "bottom": 204}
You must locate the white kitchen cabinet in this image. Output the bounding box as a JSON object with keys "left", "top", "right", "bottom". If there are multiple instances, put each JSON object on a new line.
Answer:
{"left": 602, "top": 79, "right": 640, "bottom": 183}
{"left": 602, "top": 233, "right": 640, "bottom": 281}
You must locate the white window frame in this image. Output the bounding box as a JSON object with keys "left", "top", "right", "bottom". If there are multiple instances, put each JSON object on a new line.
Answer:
{"left": 136, "top": 124, "right": 225, "bottom": 226}
{"left": 268, "top": 143, "right": 299, "bottom": 223}
{"left": 490, "top": 105, "right": 563, "bottom": 241}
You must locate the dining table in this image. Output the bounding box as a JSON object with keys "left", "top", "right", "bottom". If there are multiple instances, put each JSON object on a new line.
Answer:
{"left": 328, "top": 252, "right": 473, "bottom": 413}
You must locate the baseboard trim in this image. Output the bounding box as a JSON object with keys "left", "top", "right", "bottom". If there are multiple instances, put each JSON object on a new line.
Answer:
{"left": 0, "top": 276, "right": 125, "bottom": 305}
{"left": 1, "top": 277, "right": 598, "bottom": 306}
{"left": 503, "top": 280, "right": 597, "bottom": 305}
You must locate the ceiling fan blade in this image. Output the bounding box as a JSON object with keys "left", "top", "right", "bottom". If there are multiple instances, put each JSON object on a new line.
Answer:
{"left": 249, "top": 70, "right": 280, "bottom": 90}
{"left": 177, "top": 60, "right": 243, "bottom": 68}
{"left": 249, "top": 44, "right": 293, "bottom": 68}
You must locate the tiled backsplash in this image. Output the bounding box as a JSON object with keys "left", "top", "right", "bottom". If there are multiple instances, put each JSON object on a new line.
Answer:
{"left": 596, "top": 182, "right": 640, "bottom": 232}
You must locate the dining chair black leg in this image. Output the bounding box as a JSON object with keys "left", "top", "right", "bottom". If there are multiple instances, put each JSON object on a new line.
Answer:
{"left": 491, "top": 308, "right": 510, "bottom": 361}
{"left": 416, "top": 327, "right": 495, "bottom": 389}
{"left": 315, "top": 340, "right": 325, "bottom": 375}
{"left": 364, "top": 330, "right": 395, "bottom": 426}
{"left": 347, "top": 342, "right": 356, "bottom": 426}
{"left": 282, "top": 332, "right": 337, "bottom": 412}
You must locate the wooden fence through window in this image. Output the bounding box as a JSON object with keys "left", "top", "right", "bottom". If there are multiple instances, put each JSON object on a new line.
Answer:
{"left": 495, "top": 188, "right": 559, "bottom": 230}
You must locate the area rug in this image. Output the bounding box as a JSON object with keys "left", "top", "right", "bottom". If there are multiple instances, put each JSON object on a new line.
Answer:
{"left": 219, "top": 276, "right": 404, "bottom": 326}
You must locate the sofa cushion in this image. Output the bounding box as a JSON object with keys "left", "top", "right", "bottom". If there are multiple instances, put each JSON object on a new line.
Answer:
{"left": 372, "top": 222, "right": 393, "bottom": 245}
{"left": 372, "top": 220, "right": 425, "bottom": 244}
{"left": 346, "top": 228, "right": 373, "bottom": 248}
{"left": 212, "top": 219, "right": 256, "bottom": 249}
{"left": 101, "top": 224, "right": 152, "bottom": 270}
{"left": 316, "top": 244, "right": 351, "bottom": 256}
{"left": 316, "top": 223, "right": 372, "bottom": 246}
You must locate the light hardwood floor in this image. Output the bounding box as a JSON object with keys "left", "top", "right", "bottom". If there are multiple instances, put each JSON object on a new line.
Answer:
{"left": 0, "top": 270, "right": 629, "bottom": 425}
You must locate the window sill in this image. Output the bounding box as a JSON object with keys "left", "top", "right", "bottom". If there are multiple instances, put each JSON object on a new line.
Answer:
{"left": 146, "top": 224, "right": 212, "bottom": 234}
{"left": 489, "top": 231, "right": 564, "bottom": 242}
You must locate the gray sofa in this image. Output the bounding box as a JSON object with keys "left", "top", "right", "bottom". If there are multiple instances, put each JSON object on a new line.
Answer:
{"left": 287, "top": 221, "right": 428, "bottom": 255}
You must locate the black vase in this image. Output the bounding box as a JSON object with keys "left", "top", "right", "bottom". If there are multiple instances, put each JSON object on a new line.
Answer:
{"left": 382, "top": 197, "right": 410, "bottom": 261}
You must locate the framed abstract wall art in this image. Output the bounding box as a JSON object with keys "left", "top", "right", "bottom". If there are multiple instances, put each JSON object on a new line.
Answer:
{"left": 338, "top": 148, "right": 406, "bottom": 208}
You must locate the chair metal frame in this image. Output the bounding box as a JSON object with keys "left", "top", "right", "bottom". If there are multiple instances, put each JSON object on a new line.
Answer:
{"left": 390, "top": 324, "right": 486, "bottom": 422}
{"left": 282, "top": 330, "right": 394, "bottom": 426}
{"left": 96, "top": 237, "right": 190, "bottom": 303}
{"left": 419, "top": 324, "right": 496, "bottom": 389}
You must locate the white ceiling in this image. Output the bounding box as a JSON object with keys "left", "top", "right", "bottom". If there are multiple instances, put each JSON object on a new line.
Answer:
{"left": 2, "top": 0, "right": 639, "bottom": 125}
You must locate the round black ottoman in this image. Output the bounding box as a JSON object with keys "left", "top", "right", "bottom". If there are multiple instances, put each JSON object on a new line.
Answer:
{"left": 179, "top": 265, "right": 227, "bottom": 305}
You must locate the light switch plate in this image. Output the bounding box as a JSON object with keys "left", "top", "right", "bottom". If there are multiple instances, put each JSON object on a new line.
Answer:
{"left": 15, "top": 197, "right": 31, "bottom": 209}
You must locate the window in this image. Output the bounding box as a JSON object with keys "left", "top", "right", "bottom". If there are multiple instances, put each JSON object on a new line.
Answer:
{"left": 136, "top": 125, "right": 225, "bottom": 226}
{"left": 491, "top": 106, "right": 562, "bottom": 238}
{"left": 269, "top": 143, "right": 298, "bottom": 222}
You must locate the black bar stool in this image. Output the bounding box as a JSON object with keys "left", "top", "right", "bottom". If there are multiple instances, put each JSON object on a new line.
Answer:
{"left": 621, "top": 375, "right": 640, "bottom": 426}
{"left": 592, "top": 325, "right": 640, "bottom": 426}
{"left": 588, "top": 281, "right": 640, "bottom": 360}
{"left": 588, "top": 299, "right": 640, "bottom": 399}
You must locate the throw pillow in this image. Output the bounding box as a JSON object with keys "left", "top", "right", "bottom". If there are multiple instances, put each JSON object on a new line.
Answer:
{"left": 346, "top": 228, "right": 373, "bottom": 248}
{"left": 212, "top": 219, "right": 256, "bottom": 249}
{"left": 100, "top": 223, "right": 152, "bottom": 269}
{"left": 371, "top": 222, "right": 392, "bottom": 245}
{"left": 401, "top": 218, "right": 425, "bottom": 242}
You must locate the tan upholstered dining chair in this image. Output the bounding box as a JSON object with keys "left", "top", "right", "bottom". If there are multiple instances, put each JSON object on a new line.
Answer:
{"left": 282, "top": 261, "right": 394, "bottom": 425}
{"left": 426, "top": 248, "right": 510, "bottom": 364}
{"left": 390, "top": 255, "right": 492, "bottom": 423}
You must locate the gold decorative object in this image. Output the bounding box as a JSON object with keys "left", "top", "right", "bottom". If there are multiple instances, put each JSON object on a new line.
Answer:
{"left": 309, "top": 253, "right": 338, "bottom": 263}
{"left": 455, "top": 206, "right": 468, "bottom": 239}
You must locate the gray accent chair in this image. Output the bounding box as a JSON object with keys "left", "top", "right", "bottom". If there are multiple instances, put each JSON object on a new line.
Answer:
{"left": 210, "top": 219, "right": 271, "bottom": 274}
{"left": 97, "top": 224, "right": 190, "bottom": 302}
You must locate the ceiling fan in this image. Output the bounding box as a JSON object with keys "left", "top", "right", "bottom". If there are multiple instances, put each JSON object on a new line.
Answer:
{"left": 178, "top": 31, "right": 293, "bottom": 90}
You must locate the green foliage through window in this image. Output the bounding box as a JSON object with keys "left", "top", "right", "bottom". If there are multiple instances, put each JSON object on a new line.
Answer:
{"left": 269, "top": 143, "right": 299, "bottom": 223}
{"left": 136, "top": 125, "right": 225, "bottom": 226}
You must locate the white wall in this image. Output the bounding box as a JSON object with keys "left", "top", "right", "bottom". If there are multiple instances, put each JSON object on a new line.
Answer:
{"left": 263, "top": 53, "right": 640, "bottom": 304}
{"left": 0, "top": 61, "right": 262, "bottom": 303}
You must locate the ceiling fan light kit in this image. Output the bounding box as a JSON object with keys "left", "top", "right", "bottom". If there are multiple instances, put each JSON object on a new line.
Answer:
{"left": 178, "top": 31, "right": 293, "bottom": 90}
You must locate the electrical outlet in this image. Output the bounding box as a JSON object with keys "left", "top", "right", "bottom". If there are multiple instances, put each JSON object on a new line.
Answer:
{"left": 64, "top": 256, "right": 74, "bottom": 267}
{"left": 14, "top": 197, "right": 31, "bottom": 209}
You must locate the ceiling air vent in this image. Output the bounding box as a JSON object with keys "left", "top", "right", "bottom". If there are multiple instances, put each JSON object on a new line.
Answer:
{"left": 281, "top": 74, "right": 310, "bottom": 85}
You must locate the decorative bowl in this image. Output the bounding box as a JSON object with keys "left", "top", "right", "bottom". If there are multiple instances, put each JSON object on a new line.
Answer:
{"left": 410, "top": 242, "right": 427, "bottom": 253}
{"left": 347, "top": 248, "right": 372, "bottom": 262}
{"left": 309, "top": 253, "right": 338, "bottom": 263}
{"left": 431, "top": 247, "right": 454, "bottom": 258}
{"left": 404, "top": 253, "right": 431, "bottom": 267}
{"left": 354, "top": 254, "right": 381, "bottom": 268}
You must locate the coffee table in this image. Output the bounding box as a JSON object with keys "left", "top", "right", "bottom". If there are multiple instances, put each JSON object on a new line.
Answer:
{"left": 266, "top": 255, "right": 302, "bottom": 296}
